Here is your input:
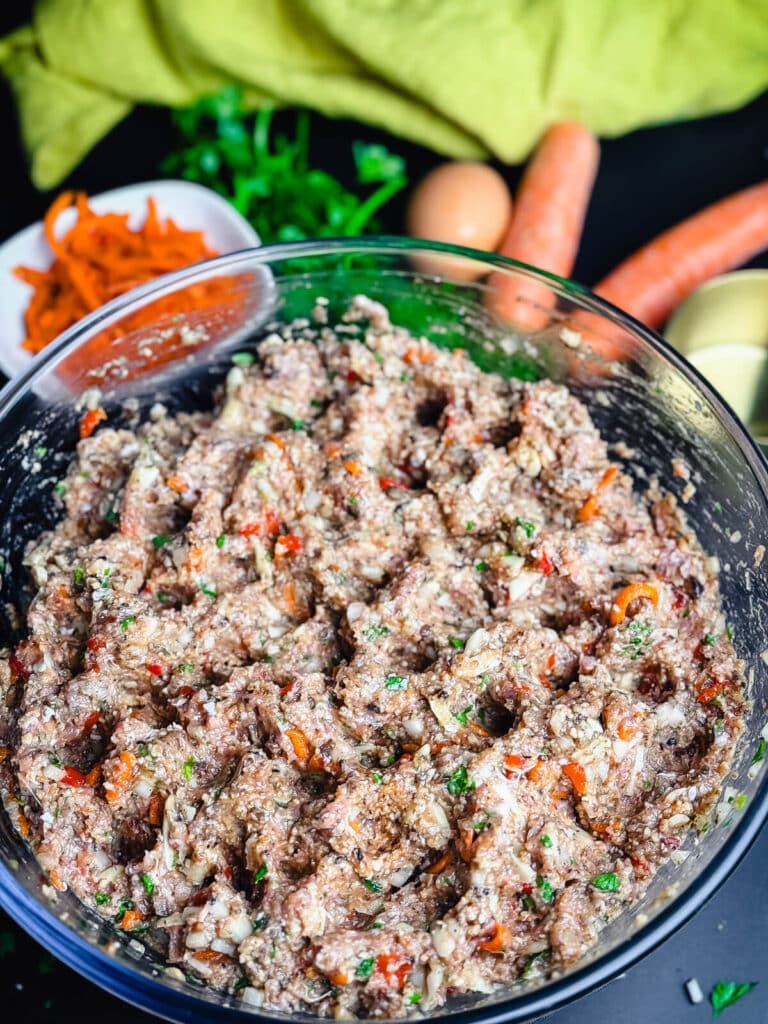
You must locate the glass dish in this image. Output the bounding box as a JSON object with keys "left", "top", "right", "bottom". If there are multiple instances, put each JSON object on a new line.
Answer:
{"left": 0, "top": 238, "right": 766, "bottom": 1024}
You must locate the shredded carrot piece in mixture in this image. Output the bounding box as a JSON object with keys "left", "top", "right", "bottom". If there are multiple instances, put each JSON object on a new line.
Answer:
{"left": 610, "top": 581, "right": 659, "bottom": 625}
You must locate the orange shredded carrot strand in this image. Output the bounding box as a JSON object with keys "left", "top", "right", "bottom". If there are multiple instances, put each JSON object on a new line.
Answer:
{"left": 426, "top": 851, "right": 451, "bottom": 875}
{"left": 577, "top": 464, "right": 618, "bottom": 522}
{"left": 563, "top": 760, "right": 587, "bottom": 796}
{"left": 15, "top": 192, "right": 220, "bottom": 355}
{"left": 120, "top": 908, "right": 145, "bottom": 930}
{"left": 79, "top": 407, "right": 107, "bottom": 439}
{"left": 344, "top": 459, "right": 364, "bottom": 476}
{"left": 479, "top": 923, "right": 512, "bottom": 953}
{"left": 610, "top": 582, "right": 659, "bottom": 626}
{"left": 286, "top": 728, "right": 311, "bottom": 760}
{"left": 167, "top": 475, "right": 187, "bottom": 494}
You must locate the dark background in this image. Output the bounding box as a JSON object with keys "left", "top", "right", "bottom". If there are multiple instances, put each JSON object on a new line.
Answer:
{"left": 1, "top": 4, "right": 767, "bottom": 1023}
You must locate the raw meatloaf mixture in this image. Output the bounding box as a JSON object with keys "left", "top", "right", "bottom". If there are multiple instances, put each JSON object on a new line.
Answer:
{"left": 0, "top": 297, "right": 744, "bottom": 1017}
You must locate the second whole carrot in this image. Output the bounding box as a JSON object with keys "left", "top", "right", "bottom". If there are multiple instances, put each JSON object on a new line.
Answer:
{"left": 489, "top": 123, "right": 600, "bottom": 330}
{"left": 593, "top": 180, "right": 768, "bottom": 328}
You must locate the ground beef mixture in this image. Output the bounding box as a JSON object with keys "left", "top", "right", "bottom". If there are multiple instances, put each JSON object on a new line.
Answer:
{"left": 0, "top": 297, "right": 744, "bottom": 1017}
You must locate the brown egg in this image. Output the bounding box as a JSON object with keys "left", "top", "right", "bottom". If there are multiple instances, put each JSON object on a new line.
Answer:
{"left": 406, "top": 162, "right": 513, "bottom": 279}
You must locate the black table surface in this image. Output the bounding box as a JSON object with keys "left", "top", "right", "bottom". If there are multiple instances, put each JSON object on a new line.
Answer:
{"left": 1, "top": 6, "right": 767, "bottom": 1022}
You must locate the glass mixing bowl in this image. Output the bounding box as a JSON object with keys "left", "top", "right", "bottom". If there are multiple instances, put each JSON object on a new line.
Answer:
{"left": 0, "top": 239, "right": 766, "bottom": 1024}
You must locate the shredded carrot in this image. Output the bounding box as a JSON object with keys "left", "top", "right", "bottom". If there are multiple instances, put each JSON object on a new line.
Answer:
{"left": 79, "top": 407, "right": 107, "bottom": 439}
{"left": 376, "top": 953, "right": 411, "bottom": 990}
{"left": 698, "top": 680, "right": 727, "bottom": 704}
{"left": 15, "top": 192, "right": 219, "bottom": 355}
{"left": 610, "top": 582, "right": 659, "bottom": 626}
{"left": 105, "top": 749, "right": 137, "bottom": 806}
{"left": 344, "top": 459, "right": 364, "bottom": 476}
{"left": 275, "top": 534, "right": 303, "bottom": 559}
{"left": 85, "top": 763, "right": 103, "bottom": 787}
{"left": 526, "top": 758, "right": 544, "bottom": 782}
{"left": 187, "top": 545, "right": 204, "bottom": 572}
{"left": 286, "top": 728, "right": 311, "bottom": 760}
{"left": 16, "top": 807, "right": 30, "bottom": 839}
{"left": 49, "top": 868, "right": 67, "bottom": 892}
{"left": 466, "top": 720, "right": 491, "bottom": 737}
{"left": 617, "top": 716, "right": 640, "bottom": 740}
{"left": 0, "top": 746, "right": 9, "bottom": 763}
{"left": 193, "top": 949, "right": 228, "bottom": 963}
{"left": 504, "top": 753, "right": 527, "bottom": 773}
{"left": 266, "top": 433, "right": 286, "bottom": 451}
{"left": 349, "top": 819, "right": 361, "bottom": 833}
{"left": 426, "top": 851, "right": 451, "bottom": 875}
{"left": 577, "top": 465, "right": 618, "bottom": 522}
{"left": 479, "top": 923, "right": 512, "bottom": 953}
{"left": 329, "top": 973, "right": 349, "bottom": 986}
{"left": 563, "top": 761, "right": 587, "bottom": 796}
{"left": 167, "top": 475, "right": 188, "bottom": 494}
{"left": 120, "top": 908, "right": 145, "bottom": 930}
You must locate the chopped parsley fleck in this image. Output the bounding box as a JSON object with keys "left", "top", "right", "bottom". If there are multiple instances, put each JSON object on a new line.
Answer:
{"left": 399, "top": 371, "right": 410, "bottom": 382}
{"left": 536, "top": 875, "right": 554, "bottom": 902}
{"left": 157, "top": 591, "right": 169, "bottom": 602}
{"left": 519, "top": 948, "right": 550, "bottom": 978}
{"left": 141, "top": 873, "right": 155, "bottom": 896}
{"left": 361, "top": 878, "right": 382, "bottom": 893}
{"left": 137, "top": 742, "right": 151, "bottom": 758}
{"left": 520, "top": 892, "right": 536, "bottom": 912}
{"left": 152, "top": 535, "right": 171, "bottom": 549}
{"left": 474, "top": 561, "right": 488, "bottom": 572}
{"left": 713, "top": 719, "right": 725, "bottom": 735}
{"left": 448, "top": 636, "right": 465, "bottom": 650}
{"left": 252, "top": 913, "right": 267, "bottom": 930}
{"left": 710, "top": 980, "right": 757, "bottom": 1017}
{"left": 54, "top": 482, "right": 66, "bottom": 495}
{"left": 182, "top": 756, "right": 196, "bottom": 782}
{"left": 752, "top": 738, "right": 766, "bottom": 765}
{"left": 200, "top": 582, "right": 217, "bottom": 598}
{"left": 72, "top": 566, "right": 85, "bottom": 591}
{"left": 515, "top": 518, "right": 535, "bottom": 538}
{"left": 591, "top": 872, "right": 620, "bottom": 892}
{"left": 728, "top": 792, "right": 747, "bottom": 810}
{"left": 216, "top": 534, "right": 227, "bottom": 548}
{"left": 94, "top": 892, "right": 110, "bottom": 905}
{"left": 704, "top": 632, "right": 717, "bottom": 645}
{"left": 253, "top": 863, "right": 268, "bottom": 883}
{"left": 367, "top": 921, "right": 384, "bottom": 930}
{"left": 356, "top": 957, "right": 375, "bottom": 979}
{"left": 33, "top": 446, "right": 48, "bottom": 458}
{"left": 465, "top": 520, "right": 475, "bottom": 532}
{"left": 446, "top": 764, "right": 475, "bottom": 796}
{"left": 180, "top": 662, "right": 195, "bottom": 672}
{"left": 712, "top": 501, "right": 722, "bottom": 513}
{"left": 385, "top": 674, "right": 407, "bottom": 691}
{"left": 120, "top": 616, "right": 136, "bottom": 630}
{"left": 453, "top": 706, "right": 472, "bottom": 725}
{"left": 290, "top": 419, "right": 306, "bottom": 430}
{"left": 372, "top": 771, "right": 383, "bottom": 784}
{"left": 310, "top": 398, "right": 322, "bottom": 409}
{"left": 231, "top": 351, "right": 255, "bottom": 367}
{"left": 347, "top": 495, "right": 358, "bottom": 505}
{"left": 473, "top": 819, "right": 488, "bottom": 832}
{"left": 97, "top": 566, "right": 112, "bottom": 589}
{"left": 363, "top": 624, "right": 389, "bottom": 640}
{"left": 540, "top": 834, "right": 553, "bottom": 848}
{"left": 48, "top": 752, "right": 61, "bottom": 768}
{"left": 408, "top": 993, "right": 422, "bottom": 1004}
{"left": 622, "top": 619, "right": 653, "bottom": 661}
{"left": 115, "top": 898, "right": 133, "bottom": 923}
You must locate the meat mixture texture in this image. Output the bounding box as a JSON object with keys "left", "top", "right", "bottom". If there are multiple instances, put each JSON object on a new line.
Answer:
{"left": 0, "top": 297, "right": 744, "bottom": 1017}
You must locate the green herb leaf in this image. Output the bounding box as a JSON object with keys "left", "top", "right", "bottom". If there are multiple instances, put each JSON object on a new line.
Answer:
{"left": 120, "top": 616, "right": 136, "bottom": 630}
{"left": 710, "top": 980, "right": 757, "bottom": 1017}
{"left": 200, "top": 582, "right": 217, "bottom": 599}
{"left": 448, "top": 636, "right": 465, "bottom": 650}
{"left": 515, "top": 518, "right": 535, "bottom": 538}
{"left": 536, "top": 875, "right": 554, "bottom": 902}
{"left": 182, "top": 756, "right": 196, "bottom": 782}
{"left": 115, "top": 898, "right": 133, "bottom": 923}
{"left": 408, "top": 992, "right": 422, "bottom": 1004}
{"left": 290, "top": 419, "right": 305, "bottom": 430}
{"left": 474, "top": 561, "right": 488, "bottom": 572}
{"left": 361, "top": 878, "right": 382, "bottom": 893}
{"left": 465, "top": 520, "right": 475, "bottom": 532}
{"left": 591, "top": 872, "right": 620, "bottom": 892}
{"left": 216, "top": 534, "right": 227, "bottom": 548}
{"left": 446, "top": 764, "right": 475, "bottom": 796}
{"left": 353, "top": 142, "right": 406, "bottom": 184}
{"left": 363, "top": 624, "right": 389, "bottom": 641}
{"left": 152, "top": 535, "right": 171, "bottom": 549}
{"left": 385, "top": 674, "right": 407, "bottom": 691}
{"left": 253, "top": 862, "right": 268, "bottom": 883}
{"left": 231, "top": 351, "right": 255, "bottom": 367}
{"left": 752, "top": 738, "right": 766, "bottom": 766}
{"left": 453, "top": 706, "right": 472, "bottom": 726}
{"left": 72, "top": 566, "right": 86, "bottom": 591}
{"left": 94, "top": 892, "right": 110, "bottom": 906}
{"left": 141, "top": 873, "right": 155, "bottom": 896}
{"left": 180, "top": 663, "right": 195, "bottom": 672}
{"left": 372, "top": 771, "right": 383, "bottom": 784}
{"left": 704, "top": 632, "right": 717, "bottom": 645}
{"left": 33, "top": 446, "right": 48, "bottom": 458}
{"left": 54, "top": 482, "right": 66, "bottom": 496}
{"left": 519, "top": 948, "right": 550, "bottom": 978}
{"left": 540, "top": 834, "right": 553, "bottom": 848}
{"left": 356, "top": 956, "right": 375, "bottom": 979}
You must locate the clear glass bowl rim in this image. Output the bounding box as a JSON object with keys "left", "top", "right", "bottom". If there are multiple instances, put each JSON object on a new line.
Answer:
{"left": 0, "top": 235, "right": 767, "bottom": 1024}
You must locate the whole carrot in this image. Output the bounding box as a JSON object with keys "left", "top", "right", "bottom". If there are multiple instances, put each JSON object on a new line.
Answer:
{"left": 489, "top": 123, "right": 600, "bottom": 330}
{"left": 594, "top": 181, "right": 768, "bottom": 328}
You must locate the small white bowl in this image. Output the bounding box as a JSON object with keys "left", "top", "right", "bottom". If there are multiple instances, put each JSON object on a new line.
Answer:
{"left": 0, "top": 179, "right": 260, "bottom": 380}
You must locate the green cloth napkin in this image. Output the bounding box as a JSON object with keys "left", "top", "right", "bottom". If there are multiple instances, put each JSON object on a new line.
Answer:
{"left": 3, "top": 0, "right": 768, "bottom": 190}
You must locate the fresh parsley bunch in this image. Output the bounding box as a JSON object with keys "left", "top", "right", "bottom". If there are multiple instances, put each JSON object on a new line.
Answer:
{"left": 161, "top": 86, "right": 407, "bottom": 243}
